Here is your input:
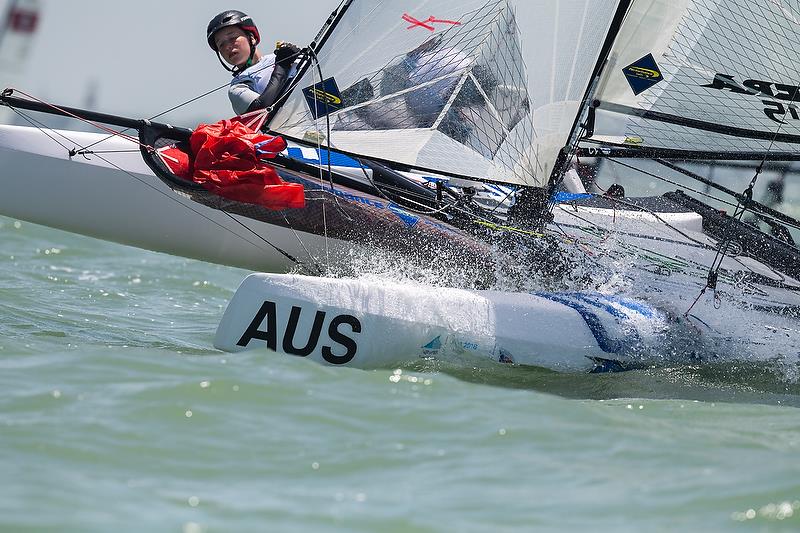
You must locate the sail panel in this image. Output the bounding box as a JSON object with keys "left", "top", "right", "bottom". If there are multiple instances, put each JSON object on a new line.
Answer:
{"left": 592, "top": 0, "right": 800, "bottom": 155}
{"left": 270, "top": 0, "right": 621, "bottom": 187}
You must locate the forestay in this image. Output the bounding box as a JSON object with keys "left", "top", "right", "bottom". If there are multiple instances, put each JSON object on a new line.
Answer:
{"left": 268, "top": 0, "right": 621, "bottom": 187}
{"left": 590, "top": 0, "right": 800, "bottom": 155}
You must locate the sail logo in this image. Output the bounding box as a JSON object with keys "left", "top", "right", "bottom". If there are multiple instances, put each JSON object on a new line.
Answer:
{"left": 402, "top": 13, "right": 461, "bottom": 31}
{"left": 622, "top": 54, "right": 664, "bottom": 96}
{"left": 702, "top": 73, "right": 800, "bottom": 124}
{"left": 626, "top": 67, "right": 659, "bottom": 79}
{"left": 303, "top": 77, "right": 344, "bottom": 119}
{"left": 310, "top": 89, "right": 342, "bottom": 106}
{"left": 237, "top": 301, "right": 362, "bottom": 365}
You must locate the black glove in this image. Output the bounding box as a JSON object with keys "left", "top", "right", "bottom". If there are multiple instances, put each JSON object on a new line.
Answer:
{"left": 274, "top": 42, "right": 301, "bottom": 68}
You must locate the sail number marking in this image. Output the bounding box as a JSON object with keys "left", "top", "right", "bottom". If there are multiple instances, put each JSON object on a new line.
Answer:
{"left": 237, "top": 301, "right": 362, "bottom": 365}
{"left": 703, "top": 73, "right": 800, "bottom": 124}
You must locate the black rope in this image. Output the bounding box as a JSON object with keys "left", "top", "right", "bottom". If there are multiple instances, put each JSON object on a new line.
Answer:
{"left": 221, "top": 210, "right": 322, "bottom": 275}
{"left": 280, "top": 211, "right": 326, "bottom": 275}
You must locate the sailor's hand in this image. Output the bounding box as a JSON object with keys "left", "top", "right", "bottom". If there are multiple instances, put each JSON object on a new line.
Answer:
{"left": 274, "top": 42, "right": 301, "bottom": 68}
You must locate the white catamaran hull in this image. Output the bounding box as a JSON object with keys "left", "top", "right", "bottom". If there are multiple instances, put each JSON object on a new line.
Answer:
{"left": 215, "top": 270, "right": 800, "bottom": 372}
{"left": 215, "top": 273, "right": 673, "bottom": 372}
{"left": 0, "top": 125, "right": 365, "bottom": 272}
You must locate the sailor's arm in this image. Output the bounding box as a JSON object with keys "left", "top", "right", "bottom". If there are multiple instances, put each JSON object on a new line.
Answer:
{"left": 245, "top": 64, "right": 290, "bottom": 112}
{"left": 234, "top": 43, "right": 300, "bottom": 114}
{"left": 229, "top": 78, "right": 264, "bottom": 116}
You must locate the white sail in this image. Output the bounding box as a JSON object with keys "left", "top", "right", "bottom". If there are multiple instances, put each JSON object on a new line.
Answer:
{"left": 591, "top": 0, "right": 800, "bottom": 155}
{"left": 269, "top": 0, "right": 621, "bottom": 187}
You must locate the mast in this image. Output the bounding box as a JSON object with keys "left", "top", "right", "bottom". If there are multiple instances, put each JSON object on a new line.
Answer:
{"left": 308, "top": 0, "right": 355, "bottom": 53}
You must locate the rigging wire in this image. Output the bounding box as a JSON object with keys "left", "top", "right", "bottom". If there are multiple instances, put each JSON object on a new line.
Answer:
{"left": 605, "top": 157, "right": 799, "bottom": 240}
{"left": 75, "top": 46, "right": 309, "bottom": 155}
{"left": 607, "top": 158, "right": 741, "bottom": 213}
{"left": 606, "top": 157, "right": 800, "bottom": 237}
{"left": 653, "top": 159, "right": 800, "bottom": 232}
{"left": 280, "top": 210, "right": 326, "bottom": 275}
{"left": 7, "top": 89, "right": 145, "bottom": 148}
{"left": 309, "top": 48, "right": 333, "bottom": 271}
{"left": 9, "top": 107, "right": 75, "bottom": 153}
{"left": 74, "top": 82, "right": 231, "bottom": 154}
{"left": 6, "top": 103, "right": 317, "bottom": 274}
{"left": 596, "top": 159, "right": 798, "bottom": 292}
{"left": 685, "top": 84, "right": 800, "bottom": 315}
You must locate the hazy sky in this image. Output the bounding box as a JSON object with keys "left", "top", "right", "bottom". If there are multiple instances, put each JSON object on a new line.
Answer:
{"left": 2, "top": 0, "right": 341, "bottom": 124}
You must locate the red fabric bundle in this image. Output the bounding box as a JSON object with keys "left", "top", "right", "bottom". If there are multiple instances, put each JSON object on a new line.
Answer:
{"left": 188, "top": 119, "right": 304, "bottom": 210}
{"left": 157, "top": 146, "right": 193, "bottom": 180}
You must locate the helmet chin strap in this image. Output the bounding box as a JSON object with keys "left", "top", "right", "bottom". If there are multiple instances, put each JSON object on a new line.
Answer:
{"left": 216, "top": 51, "right": 236, "bottom": 73}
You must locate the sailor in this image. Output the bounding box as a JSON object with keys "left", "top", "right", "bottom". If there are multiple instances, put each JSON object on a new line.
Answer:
{"left": 207, "top": 10, "right": 301, "bottom": 115}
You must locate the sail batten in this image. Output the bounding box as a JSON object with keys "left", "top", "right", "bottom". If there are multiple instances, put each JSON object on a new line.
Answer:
{"left": 595, "top": 101, "right": 800, "bottom": 146}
